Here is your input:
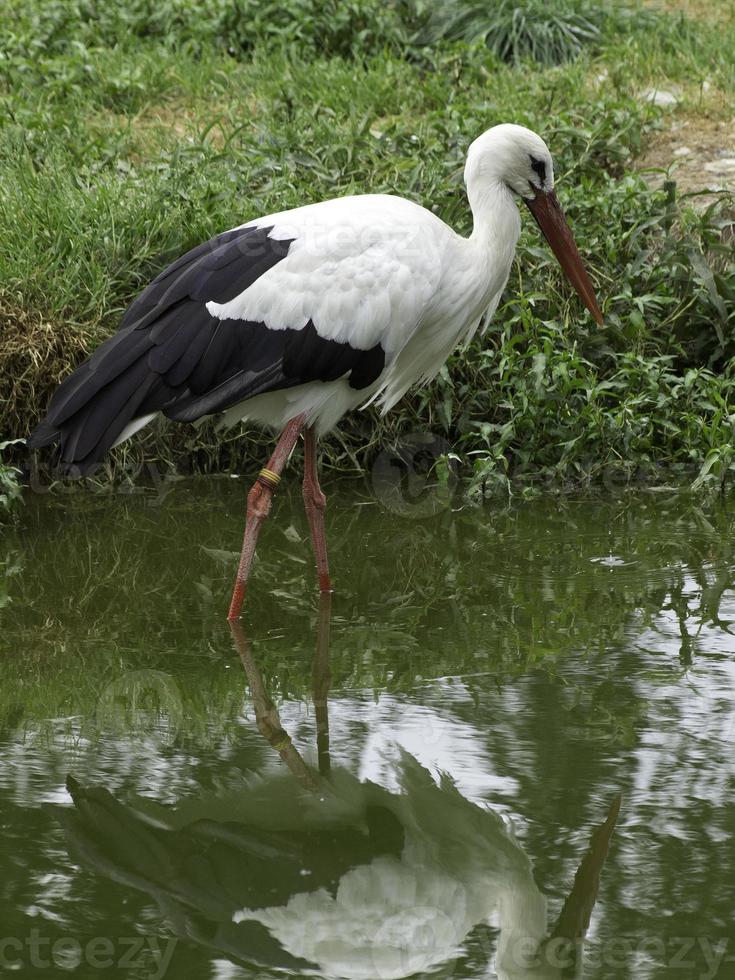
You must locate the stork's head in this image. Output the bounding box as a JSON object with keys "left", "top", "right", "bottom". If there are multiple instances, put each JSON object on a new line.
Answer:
{"left": 465, "top": 124, "right": 603, "bottom": 326}
{"left": 466, "top": 123, "right": 554, "bottom": 200}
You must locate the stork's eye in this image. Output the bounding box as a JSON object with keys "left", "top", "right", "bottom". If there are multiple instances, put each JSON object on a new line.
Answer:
{"left": 530, "top": 155, "right": 546, "bottom": 184}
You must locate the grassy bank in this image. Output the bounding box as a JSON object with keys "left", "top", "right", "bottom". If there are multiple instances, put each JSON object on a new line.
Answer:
{"left": 1, "top": 0, "right": 734, "bottom": 502}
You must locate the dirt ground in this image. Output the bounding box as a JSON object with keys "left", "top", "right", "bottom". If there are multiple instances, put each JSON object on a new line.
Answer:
{"left": 637, "top": 113, "right": 735, "bottom": 201}
{"left": 634, "top": 0, "right": 734, "bottom": 199}
{"left": 634, "top": 0, "right": 734, "bottom": 203}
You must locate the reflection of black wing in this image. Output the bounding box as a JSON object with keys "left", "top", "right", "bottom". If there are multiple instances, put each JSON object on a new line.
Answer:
{"left": 53, "top": 775, "right": 403, "bottom": 971}
{"left": 28, "top": 224, "right": 385, "bottom": 473}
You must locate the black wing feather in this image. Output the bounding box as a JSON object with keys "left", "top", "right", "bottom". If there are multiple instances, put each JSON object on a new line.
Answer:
{"left": 28, "top": 223, "right": 386, "bottom": 474}
{"left": 189, "top": 321, "right": 239, "bottom": 394}
{"left": 62, "top": 360, "right": 162, "bottom": 463}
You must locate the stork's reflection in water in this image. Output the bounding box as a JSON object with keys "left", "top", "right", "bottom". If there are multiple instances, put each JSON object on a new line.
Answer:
{"left": 57, "top": 598, "right": 620, "bottom": 979}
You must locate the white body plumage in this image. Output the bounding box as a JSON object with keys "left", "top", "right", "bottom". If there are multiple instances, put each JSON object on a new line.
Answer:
{"left": 213, "top": 186, "right": 521, "bottom": 435}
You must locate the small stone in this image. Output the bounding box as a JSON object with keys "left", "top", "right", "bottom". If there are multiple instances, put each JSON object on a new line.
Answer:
{"left": 673, "top": 146, "right": 691, "bottom": 157}
{"left": 703, "top": 158, "right": 735, "bottom": 173}
{"left": 641, "top": 87, "right": 680, "bottom": 107}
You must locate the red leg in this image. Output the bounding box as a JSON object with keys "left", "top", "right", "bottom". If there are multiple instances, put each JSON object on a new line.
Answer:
{"left": 302, "top": 426, "right": 332, "bottom": 593}
{"left": 227, "top": 414, "right": 305, "bottom": 621}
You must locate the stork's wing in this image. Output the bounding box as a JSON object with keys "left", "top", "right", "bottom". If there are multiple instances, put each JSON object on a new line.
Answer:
{"left": 28, "top": 196, "right": 441, "bottom": 473}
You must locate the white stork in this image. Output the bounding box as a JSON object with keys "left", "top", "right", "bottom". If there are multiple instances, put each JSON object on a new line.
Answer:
{"left": 28, "top": 123, "right": 603, "bottom": 618}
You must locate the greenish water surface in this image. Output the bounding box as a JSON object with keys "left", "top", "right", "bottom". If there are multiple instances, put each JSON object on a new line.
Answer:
{"left": 1, "top": 478, "right": 734, "bottom": 979}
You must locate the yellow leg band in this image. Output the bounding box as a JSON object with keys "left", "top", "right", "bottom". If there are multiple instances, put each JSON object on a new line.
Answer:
{"left": 258, "top": 468, "right": 281, "bottom": 489}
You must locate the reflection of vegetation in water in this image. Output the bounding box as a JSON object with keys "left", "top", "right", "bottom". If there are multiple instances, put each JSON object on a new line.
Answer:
{"left": 0, "top": 549, "right": 23, "bottom": 610}
{"left": 0, "top": 440, "right": 23, "bottom": 519}
{"left": 52, "top": 605, "right": 620, "bottom": 980}
{"left": 2, "top": 485, "right": 734, "bottom": 744}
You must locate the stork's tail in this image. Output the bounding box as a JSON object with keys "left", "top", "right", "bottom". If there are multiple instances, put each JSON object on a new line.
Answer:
{"left": 27, "top": 328, "right": 173, "bottom": 475}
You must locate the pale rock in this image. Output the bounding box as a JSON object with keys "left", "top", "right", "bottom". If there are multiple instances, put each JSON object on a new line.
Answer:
{"left": 703, "top": 158, "right": 735, "bottom": 173}
{"left": 641, "top": 87, "right": 680, "bottom": 107}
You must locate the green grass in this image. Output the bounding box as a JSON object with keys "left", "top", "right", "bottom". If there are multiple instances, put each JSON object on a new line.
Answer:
{"left": 421, "top": 0, "right": 640, "bottom": 65}
{"left": 2, "top": 0, "right": 415, "bottom": 60}
{"left": 1, "top": 0, "right": 734, "bottom": 502}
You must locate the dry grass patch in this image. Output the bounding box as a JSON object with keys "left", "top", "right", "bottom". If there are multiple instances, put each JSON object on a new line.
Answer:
{"left": 642, "top": 0, "right": 735, "bottom": 23}
{"left": 0, "top": 297, "right": 95, "bottom": 440}
{"left": 86, "top": 96, "right": 260, "bottom": 162}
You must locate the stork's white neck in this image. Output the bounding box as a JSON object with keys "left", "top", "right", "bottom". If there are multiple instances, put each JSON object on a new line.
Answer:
{"left": 467, "top": 175, "right": 521, "bottom": 250}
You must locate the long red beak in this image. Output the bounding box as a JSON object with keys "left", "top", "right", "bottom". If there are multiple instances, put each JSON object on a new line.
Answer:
{"left": 525, "top": 190, "right": 603, "bottom": 326}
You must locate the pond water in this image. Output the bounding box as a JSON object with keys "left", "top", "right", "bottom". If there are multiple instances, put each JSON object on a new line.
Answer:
{"left": 1, "top": 476, "right": 734, "bottom": 980}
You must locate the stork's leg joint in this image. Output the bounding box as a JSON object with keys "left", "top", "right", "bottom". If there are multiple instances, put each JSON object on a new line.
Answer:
{"left": 227, "top": 414, "right": 306, "bottom": 621}
{"left": 302, "top": 481, "right": 326, "bottom": 514}
{"left": 248, "top": 480, "right": 274, "bottom": 521}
